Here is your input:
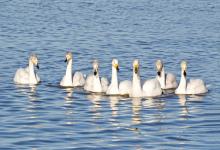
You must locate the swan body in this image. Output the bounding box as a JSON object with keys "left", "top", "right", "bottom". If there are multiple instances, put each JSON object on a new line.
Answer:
{"left": 84, "top": 60, "right": 109, "bottom": 93}
{"left": 175, "top": 61, "right": 208, "bottom": 95}
{"left": 119, "top": 80, "right": 132, "bottom": 95}
{"left": 14, "top": 54, "right": 40, "bottom": 85}
{"left": 60, "top": 52, "right": 85, "bottom": 87}
{"left": 155, "top": 60, "right": 177, "bottom": 89}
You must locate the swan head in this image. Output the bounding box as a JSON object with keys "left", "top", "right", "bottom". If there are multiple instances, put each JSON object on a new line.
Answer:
{"left": 112, "top": 59, "right": 119, "bottom": 71}
{"left": 30, "top": 54, "right": 39, "bottom": 69}
{"left": 181, "top": 60, "right": 187, "bottom": 77}
{"left": 155, "top": 59, "right": 163, "bottom": 76}
{"left": 65, "top": 52, "right": 72, "bottom": 63}
{"left": 133, "top": 59, "right": 139, "bottom": 74}
{"left": 93, "top": 60, "right": 99, "bottom": 76}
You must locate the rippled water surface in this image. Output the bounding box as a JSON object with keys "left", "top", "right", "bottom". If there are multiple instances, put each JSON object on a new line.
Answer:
{"left": 0, "top": 0, "right": 220, "bottom": 149}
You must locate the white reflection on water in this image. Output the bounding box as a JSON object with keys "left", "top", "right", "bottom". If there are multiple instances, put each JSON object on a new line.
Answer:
{"left": 15, "top": 84, "right": 38, "bottom": 101}
{"left": 178, "top": 95, "right": 189, "bottom": 119}
{"left": 87, "top": 93, "right": 102, "bottom": 119}
{"left": 132, "top": 98, "right": 142, "bottom": 125}
{"left": 64, "top": 87, "right": 74, "bottom": 102}
{"left": 108, "top": 96, "right": 120, "bottom": 117}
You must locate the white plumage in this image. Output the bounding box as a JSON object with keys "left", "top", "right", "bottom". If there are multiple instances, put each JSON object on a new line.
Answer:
{"left": 155, "top": 60, "right": 177, "bottom": 89}
{"left": 14, "top": 54, "right": 40, "bottom": 85}
{"left": 84, "top": 60, "right": 109, "bottom": 93}
{"left": 175, "top": 61, "right": 208, "bottom": 94}
{"left": 60, "top": 52, "right": 85, "bottom": 87}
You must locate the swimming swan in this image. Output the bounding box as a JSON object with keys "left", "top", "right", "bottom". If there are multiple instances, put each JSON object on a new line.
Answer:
{"left": 155, "top": 60, "right": 177, "bottom": 89}
{"left": 129, "top": 59, "right": 142, "bottom": 97}
{"left": 84, "top": 60, "right": 109, "bottom": 93}
{"left": 106, "top": 59, "right": 132, "bottom": 95}
{"left": 142, "top": 61, "right": 162, "bottom": 97}
{"left": 175, "top": 61, "right": 208, "bottom": 95}
{"left": 14, "top": 54, "right": 40, "bottom": 85}
{"left": 60, "top": 52, "right": 85, "bottom": 87}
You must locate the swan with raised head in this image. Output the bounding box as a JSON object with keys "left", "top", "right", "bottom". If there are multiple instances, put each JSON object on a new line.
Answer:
{"left": 130, "top": 59, "right": 143, "bottom": 97}
{"left": 84, "top": 60, "right": 109, "bottom": 93}
{"left": 60, "top": 52, "right": 85, "bottom": 87}
{"left": 155, "top": 59, "right": 177, "bottom": 89}
{"left": 106, "top": 59, "right": 132, "bottom": 95}
{"left": 175, "top": 61, "right": 208, "bottom": 95}
{"left": 14, "top": 54, "right": 40, "bottom": 85}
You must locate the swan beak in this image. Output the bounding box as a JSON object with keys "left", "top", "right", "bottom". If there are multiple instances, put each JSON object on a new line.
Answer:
{"left": 157, "top": 71, "right": 161, "bottom": 76}
{"left": 135, "top": 66, "right": 138, "bottom": 74}
{"left": 36, "top": 64, "right": 39, "bottom": 69}
{"left": 116, "top": 66, "right": 119, "bottom": 72}
{"left": 114, "top": 64, "right": 119, "bottom": 72}
{"left": 94, "top": 71, "right": 97, "bottom": 76}
{"left": 65, "top": 58, "right": 67, "bottom": 63}
{"left": 183, "top": 70, "right": 186, "bottom": 77}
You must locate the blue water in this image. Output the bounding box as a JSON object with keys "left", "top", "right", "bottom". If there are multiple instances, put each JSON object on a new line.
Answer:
{"left": 0, "top": 0, "right": 220, "bottom": 149}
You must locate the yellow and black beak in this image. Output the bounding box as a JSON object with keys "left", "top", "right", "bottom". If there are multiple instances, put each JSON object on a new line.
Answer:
{"left": 114, "top": 64, "right": 119, "bottom": 72}
{"left": 65, "top": 58, "right": 67, "bottom": 63}
{"left": 134, "top": 65, "right": 139, "bottom": 74}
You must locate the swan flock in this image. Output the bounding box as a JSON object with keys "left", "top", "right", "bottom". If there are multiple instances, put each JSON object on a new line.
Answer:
{"left": 14, "top": 52, "right": 208, "bottom": 97}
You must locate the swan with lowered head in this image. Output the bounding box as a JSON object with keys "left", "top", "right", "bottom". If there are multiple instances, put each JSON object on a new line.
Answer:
{"left": 142, "top": 60, "right": 162, "bottom": 97}
{"left": 175, "top": 61, "right": 208, "bottom": 95}
{"left": 60, "top": 52, "right": 85, "bottom": 87}
{"left": 14, "top": 54, "right": 40, "bottom": 85}
{"left": 155, "top": 59, "right": 177, "bottom": 89}
{"left": 84, "top": 60, "right": 109, "bottom": 93}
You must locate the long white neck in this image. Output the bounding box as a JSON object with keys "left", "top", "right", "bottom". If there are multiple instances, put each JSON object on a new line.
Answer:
{"left": 176, "top": 70, "right": 187, "bottom": 93}
{"left": 132, "top": 71, "right": 142, "bottom": 97}
{"left": 111, "top": 67, "right": 118, "bottom": 88}
{"left": 28, "top": 60, "right": 37, "bottom": 84}
{"left": 93, "top": 72, "right": 102, "bottom": 92}
{"left": 65, "top": 59, "right": 73, "bottom": 83}
{"left": 157, "top": 67, "right": 166, "bottom": 88}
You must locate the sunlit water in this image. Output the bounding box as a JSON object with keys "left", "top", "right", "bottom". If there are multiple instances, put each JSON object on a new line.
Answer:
{"left": 0, "top": 0, "right": 220, "bottom": 149}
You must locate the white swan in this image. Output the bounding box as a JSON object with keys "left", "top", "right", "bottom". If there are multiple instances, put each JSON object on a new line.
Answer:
{"left": 155, "top": 60, "right": 177, "bottom": 89}
{"left": 14, "top": 54, "right": 40, "bottom": 85}
{"left": 175, "top": 61, "right": 208, "bottom": 95}
{"left": 60, "top": 52, "right": 85, "bottom": 87}
{"left": 142, "top": 61, "right": 162, "bottom": 97}
{"left": 84, "top": 60, "right": 109, "bottom": 93}
{"left": 106, "top": 59, "right": 132, "bottom": 95}
{"left": 130, "top": 59, "right": 143, "bottom": 97}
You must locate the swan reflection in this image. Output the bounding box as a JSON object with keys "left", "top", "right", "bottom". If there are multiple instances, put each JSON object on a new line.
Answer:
{"left": 15, "top": 84, "right": 38, "bottom": 101}
{"left": 132, "top": 98, "right": 142, "bottom": 124}
{"left": 87, "top": 94, "right": 103, "bottom": 119}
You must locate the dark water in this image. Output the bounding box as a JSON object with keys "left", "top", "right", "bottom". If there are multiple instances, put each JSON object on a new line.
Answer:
{"left": 0, "top": 0, "right": 220, "bottom": 149}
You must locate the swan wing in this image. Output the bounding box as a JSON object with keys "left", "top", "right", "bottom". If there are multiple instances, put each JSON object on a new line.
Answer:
{"left": 84, "top": 74, "right": 93, "bottom": 91}
{"left": 73, "top": 71, "right": 85, "bottom": 87}
{"left": 143, "top": 78, "right": 162, "bottom": 97}
{"left": 187, "top": 79, "right": 208, "bottom": 94}
{"left": 101, "top": 77, "right": 109, "bottom": 92}
{"left": 119, "top": 80, "right": 132, "bottom": 95}
{"left": 14, "top": 68, "right": 29, "bottom": 84}
{"left": 165, "top": 73, "right": 177, "bottom": 89}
